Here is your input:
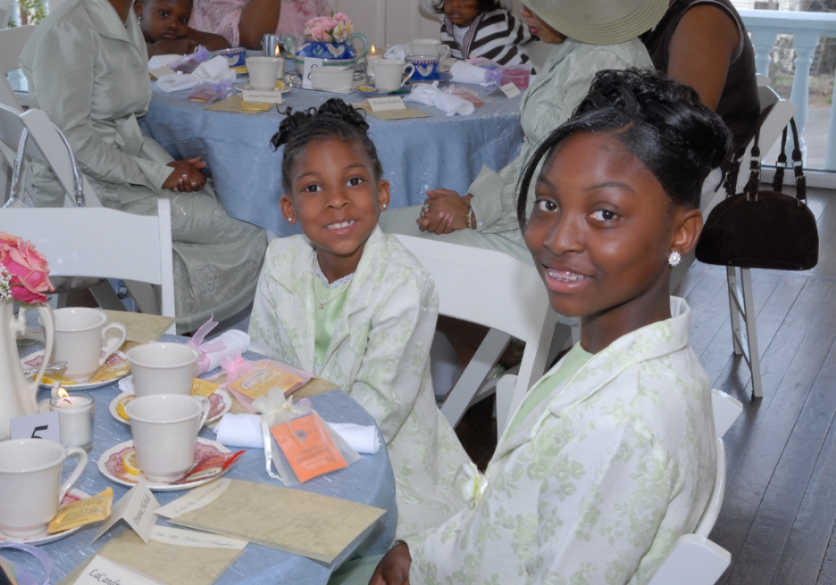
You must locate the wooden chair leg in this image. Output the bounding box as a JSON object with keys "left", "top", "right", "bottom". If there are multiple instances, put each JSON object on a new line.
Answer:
{"left": 740, "top": 268, "right": 763, "bottom": 398}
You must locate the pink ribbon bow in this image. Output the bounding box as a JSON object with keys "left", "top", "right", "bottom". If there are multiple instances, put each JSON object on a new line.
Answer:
{"left": 187, "top": 316, "right": 227, "bottom": 374}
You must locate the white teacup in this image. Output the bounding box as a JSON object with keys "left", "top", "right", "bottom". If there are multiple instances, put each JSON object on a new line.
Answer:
{"left": 407, "top": 38, "right": 451, "bottom": 59}
{"left": 51, "top": 308, "right": 127, "bottom": 381}
{"left": 309, "top": 66, "right": 355, "bottom": 92}
{"left": 0, "top": 439, "right": 87, "bottom": 537}
{"left": 126, "top": 394, "right": 210, "bottom": 483}
{"left": 374, "top": 59, "right": 415, "bottom": 92}
{"left": 246, "top": 56, "right": 280, "bottom": 90}
{"left": 127, "top": 343, "right": 199, "bottom": 397}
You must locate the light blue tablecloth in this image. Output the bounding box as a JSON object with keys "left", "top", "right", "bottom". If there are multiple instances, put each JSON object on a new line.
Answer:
{"left": 11, "top": 337, "right": 397, "bottom": 585}
{"left": 140, "top": 78, "right": 524, "bottom": 237}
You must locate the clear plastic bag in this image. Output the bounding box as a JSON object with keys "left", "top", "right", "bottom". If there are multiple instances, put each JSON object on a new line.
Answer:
{"left": 186, "top": 81, "right": 235, "bottom": 104}
{"left": 445, "top": 84, "right": 487, "bottom": 107}
{"left": 482, "top": 64, "right": 532, "bottom": 92}
{"left": 169, "top": 46, "right": 212, "bottom": 74}
{"left": 253, "top": 390, "right": 360, "bottom": 486}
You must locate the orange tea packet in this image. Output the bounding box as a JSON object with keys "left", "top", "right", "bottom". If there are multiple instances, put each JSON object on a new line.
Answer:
{"left": 88, "top": 359, "right": 132, "bottom": 384}
{"left": 48, "top": 487, "right": 113, "bottom": 533}
{"left": 270, "top": 414, "right": 348, "bottom": 483}
{"left": 228, "top": 361, "right": 304, "bottom": 401}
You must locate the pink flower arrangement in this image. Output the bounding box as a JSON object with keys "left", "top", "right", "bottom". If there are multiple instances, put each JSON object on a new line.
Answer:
{"left": 0, "top": 232, "right": 53, "bottom": 305}
{"left": 304, "top": 12, "right": 353, "bottom": 43}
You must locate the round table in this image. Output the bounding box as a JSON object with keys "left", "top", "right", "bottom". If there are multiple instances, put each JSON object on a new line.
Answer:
{"left": 11, "top": 336, "right": 397, "bottom": 585}
{"left": 140, "top": 76, "right": 524, "bottom": 237}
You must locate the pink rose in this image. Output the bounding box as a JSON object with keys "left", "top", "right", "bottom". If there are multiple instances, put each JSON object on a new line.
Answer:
{"left": 0, "top": 232, "right": 54, "bottom": 304}
{"left": 334, "top": 12, "right": 351, "bottom": 26}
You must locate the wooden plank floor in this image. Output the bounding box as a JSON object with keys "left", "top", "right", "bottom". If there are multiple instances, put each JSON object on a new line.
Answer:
{"left": 454, "top": 185, "right": 836, "bottom": 584}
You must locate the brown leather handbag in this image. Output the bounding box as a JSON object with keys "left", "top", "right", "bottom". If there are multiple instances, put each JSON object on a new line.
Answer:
{"left": 695, "top": 117, "right": 819, "bottom": 271}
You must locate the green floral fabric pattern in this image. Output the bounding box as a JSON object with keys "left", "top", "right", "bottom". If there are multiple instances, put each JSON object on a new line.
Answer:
{"left": 249, "top": 227, "right": 471, "bottom": 537}
{"left": 405, "top": 298, "right": 717, "bottom": 584}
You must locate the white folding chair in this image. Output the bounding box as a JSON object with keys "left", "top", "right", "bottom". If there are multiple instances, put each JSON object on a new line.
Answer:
{"left": 0, "top": 103, "right": 102, "bottom": 208}
{"left": 396, "top": 235, "right": 559, "bottom": 434}
{"left": 0, "top": 200, "right": 176, "bottom": 332}
{"left": 646, "top": 389, "right": 743, "bottom": 585}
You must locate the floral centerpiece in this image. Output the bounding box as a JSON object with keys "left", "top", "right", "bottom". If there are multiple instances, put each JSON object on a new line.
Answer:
{"left": 304, "top": 12, "right": 353, "bottom": 43}
{"left": 0, "top": 232, "right": 53, "bottom": 305}
{"left": 284, "top": 11, "right": 368, "bottom": 65}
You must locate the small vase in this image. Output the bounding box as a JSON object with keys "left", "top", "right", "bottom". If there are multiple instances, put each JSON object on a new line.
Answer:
{"left": 0, "top": 300, "right": 55, "bottom": 440}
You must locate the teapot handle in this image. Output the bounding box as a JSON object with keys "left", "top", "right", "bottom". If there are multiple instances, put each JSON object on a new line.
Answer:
{"left": 348, "top": 32, "right": 369, "bottom": 61}
{"left": 23, "top": 305, "right": 54, "bottom": 407}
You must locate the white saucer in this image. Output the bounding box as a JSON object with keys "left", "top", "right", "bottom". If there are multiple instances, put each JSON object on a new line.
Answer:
{"left": 22, "top": 350, "right": 130, "bottom": 390}
{"left": 0, "top": 489, "right": 90, "bottom": 544}
{"left": 234, "top": 82, "right": 291, "bottom": 94}
{"left": 109, "top": 389, "right": 232, "bottom": 426}
{"left": 98, "top": 438, "right": 234, "bottom": 492}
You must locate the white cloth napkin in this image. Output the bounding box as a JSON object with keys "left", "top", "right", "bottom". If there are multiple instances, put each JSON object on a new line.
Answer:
{"left": 156, "top": 56, "right": 235, "bottom": 92}
{"left": 384, "top": 45, "right": 407, "bottom": 61}
{"left": 450, "top": 61, "right": 486, "bottom": 85}
{"left": 215, "top": 413, "right": 264, "bottom": 449}
{"left": 148, "top": 54, "right": 183, "bottom": 70}
{"left": 214, "top": 413, "right": 381, "bottom": 454}
{"left": 196, "top": 329, "right": 250, "bottom": 375}
{"left": 404, "top": 83, "right": 475, "bottom": 116}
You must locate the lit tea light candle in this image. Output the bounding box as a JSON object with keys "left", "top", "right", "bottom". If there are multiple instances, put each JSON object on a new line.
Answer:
{"left": 366, "top": 45, "right": 381, "bottom": 82}
{"left": 49, "top": 389, "right": 94, "bottom": 452}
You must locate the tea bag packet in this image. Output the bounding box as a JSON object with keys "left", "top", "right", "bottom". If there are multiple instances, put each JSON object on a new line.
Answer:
{"left": 191, "top": 378, "right": 219, "bottom": 398}
{"left": 253, "top": 390, "right": 360, "bottom": 485}
{"left": 226, "top": 359, "right": 306, "bottom": 402}
{"left": 48, "top": 488, "right": 114, "bottom": 534}
{"left": 88, "top": 359, "right": 132, "bottom": 384}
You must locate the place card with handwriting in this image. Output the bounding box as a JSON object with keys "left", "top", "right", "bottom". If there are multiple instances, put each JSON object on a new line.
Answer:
{"left": 241, "top": 89, "right": 283, "bottom": 105}
{"left": 71, "top": 555, "right": 162, "bottom": 585}
{"left": 92, "top": 478, "right": 159, "bottom": 544}
{"left": 500, "top": 82, "right": 522, "bottom": 99}
{"left": 368, "top": 97, "right": 406, "bottom": 112}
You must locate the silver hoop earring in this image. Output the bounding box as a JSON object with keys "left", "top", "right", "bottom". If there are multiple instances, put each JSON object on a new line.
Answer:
{"left": 668, "top": 251, "right": 682, "bottom": 267}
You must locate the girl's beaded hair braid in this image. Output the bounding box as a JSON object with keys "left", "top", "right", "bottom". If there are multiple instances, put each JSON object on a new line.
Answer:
{"left": 270, "top": 98, "right": 383, "bottom": 194}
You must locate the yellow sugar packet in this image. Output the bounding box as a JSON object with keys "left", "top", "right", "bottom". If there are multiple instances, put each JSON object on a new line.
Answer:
{"left": 48, "top": 487, "right": 113, "bottom": 534}
{"left": 88, "top": 360, "right": 132, "bottom": 384}
{"left": 241, "top": 101, "right": 270, "bottom": 111}
{"left": 228, "top": 361, "right": 303, "bottom": 401}
{"left": 192, "top": 378, "right": 220, "bottom": 398}
{"left": 41, "top": 374, "right": 77, "bottom": 386}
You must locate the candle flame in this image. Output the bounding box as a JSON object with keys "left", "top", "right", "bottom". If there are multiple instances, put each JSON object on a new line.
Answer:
{"left": 370, "top": 45, "right": 376, "bottom": 55}
{"left": 275, "top": 45, "right": 281, "bottom": 57}
{"left": 58, "top": 387, "right": 70, "bottom": 399}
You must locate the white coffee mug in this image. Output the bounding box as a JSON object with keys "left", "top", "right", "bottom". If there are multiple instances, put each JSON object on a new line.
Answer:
{"left": 408, "top": 38, "right": 451, "bottom": 59}
{"left": 127, "top": 343, "right": 200, "bottom": 397}
{"left": 246, "top": 56, "right": 280, "bottom": 90}
{"left": 374, "top": 59, "right": 415, "bottom": 92}
{"left": 51, "top": 308, "right": 127, "bottom": 381}
{"left": 126, "top": 394, "right": 210, "bottom": 483}
{"left": 0, "top": 439, "right": 87, "bottom": 537}
{"left": 309, "top": 66, "right": 355, "bottom": 91}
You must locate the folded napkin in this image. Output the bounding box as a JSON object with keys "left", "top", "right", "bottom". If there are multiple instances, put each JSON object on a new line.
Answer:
{"left": 186, "top": 318, "right": 250, "bottom": 374}
{"left": 404, "top": 83, "right": 475, "bottom": 116}
{"left": 450, "top": 61, "right": 487, "bottom": 85}
{"left": 156, "top": 56, "right": 235, "bottom": 93}
{"left": 384, "top": 45, "right": 407, "bottom": 61}
{"left": 148, "top": 54, "right": 183, "bottom": 70}
{"left": 214, "top": 413, "right": 381, "bottom": 454}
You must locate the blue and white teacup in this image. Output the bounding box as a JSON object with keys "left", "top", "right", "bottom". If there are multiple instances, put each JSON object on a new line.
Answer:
{"left": 406, "top": 55, "right": 440, "bottom": 81}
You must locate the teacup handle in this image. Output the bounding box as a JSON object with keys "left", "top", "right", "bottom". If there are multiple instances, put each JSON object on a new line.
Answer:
{"left": 401, "top": 64, "right": 415, "bottom": 87}
{"left": 194, "top": 395, "right": 211, "bottom": 430}
{"left": 59, "top": 446, "right": 88, "bottom": 503}
{"left": 437, "top": 45, "right": 451, "bottom": 60}
{"left": 99, "top": 323, "right": 127, "bottom": 366}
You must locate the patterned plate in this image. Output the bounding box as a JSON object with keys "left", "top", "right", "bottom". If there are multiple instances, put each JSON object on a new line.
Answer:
{"left": 109, "top": 389, "right": 232, "bottom": 426}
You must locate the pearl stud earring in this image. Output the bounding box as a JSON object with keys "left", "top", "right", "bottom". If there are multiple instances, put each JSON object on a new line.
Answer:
{"left": 668, "top": 251, "right": 682, "bottom": 267}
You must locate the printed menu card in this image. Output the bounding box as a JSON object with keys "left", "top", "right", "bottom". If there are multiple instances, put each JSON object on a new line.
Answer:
{"left": 158, "top": 478, "right": 386, "bottom": 563}
{"left": 61, "top": 526, "right": 247, "bottom": 585}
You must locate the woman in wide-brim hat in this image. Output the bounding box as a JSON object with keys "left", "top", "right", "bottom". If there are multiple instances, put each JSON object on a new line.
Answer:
{"left": 379, "top": 0, "right": 664, "bottom": 265}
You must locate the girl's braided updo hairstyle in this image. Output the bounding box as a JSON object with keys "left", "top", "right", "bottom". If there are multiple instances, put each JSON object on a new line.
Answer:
{"left": 517, "top": 69, "right": 732, "bottom": 229}
{"left": 270, "top": 98, "right": 383, "bottom": 194}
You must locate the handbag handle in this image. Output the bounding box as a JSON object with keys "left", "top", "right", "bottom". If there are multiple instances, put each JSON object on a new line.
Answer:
{"left": 722, "top": 102, "right": 776, "bottom": 199}
{"left": 2, "top": 122, "right": 86, "bottom": 209}
{"left": 770, "top": 117, "right": 806, "bottom": 204}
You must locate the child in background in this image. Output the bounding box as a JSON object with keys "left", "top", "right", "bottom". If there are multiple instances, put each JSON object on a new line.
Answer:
{"left": 249, "top": 99, "right": 471, "bottom": 538}
{"left": 135, "top": 0, "right": 230, "bottom": 57}
{"left": 422, "top": 0, "right": 533, "bottom": 66}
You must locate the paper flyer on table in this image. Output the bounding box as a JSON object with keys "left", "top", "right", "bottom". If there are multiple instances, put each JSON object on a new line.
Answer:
{"left": 60, "top": 527, "right": 247, "bottom": 585}
{"left": 167, "top": 479, "right": 386, "bottom": 563}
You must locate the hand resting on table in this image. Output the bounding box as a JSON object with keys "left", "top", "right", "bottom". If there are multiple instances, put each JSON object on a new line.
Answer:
{"left": 418, "top": 189, "right": 473, "bottom": 234}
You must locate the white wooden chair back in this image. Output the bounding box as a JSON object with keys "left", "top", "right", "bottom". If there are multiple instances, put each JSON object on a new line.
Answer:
{"left": 396, "top": 235, "right": 558, "bottom": 433}
{"left": 0, "top": 25, "right": 35, "bottom": 111}
{"left": 0, "top": 103, "right": 101, "bottom": 207}
{"left": 0, "top": 200, "right": 176, "bottom": 331}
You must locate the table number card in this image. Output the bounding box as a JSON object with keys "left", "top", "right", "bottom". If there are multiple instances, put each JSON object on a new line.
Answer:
{"left": 500, "top": 82, "right": 522, "bottom": 99}
{"left": 367, "top": 97, "right": 406, "bottom": 112}
{"left": 9, "top": 411, "right": 60, "bottom": 442}
{"left": 302, "top": 58, "right": 324, "bottom": 89}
